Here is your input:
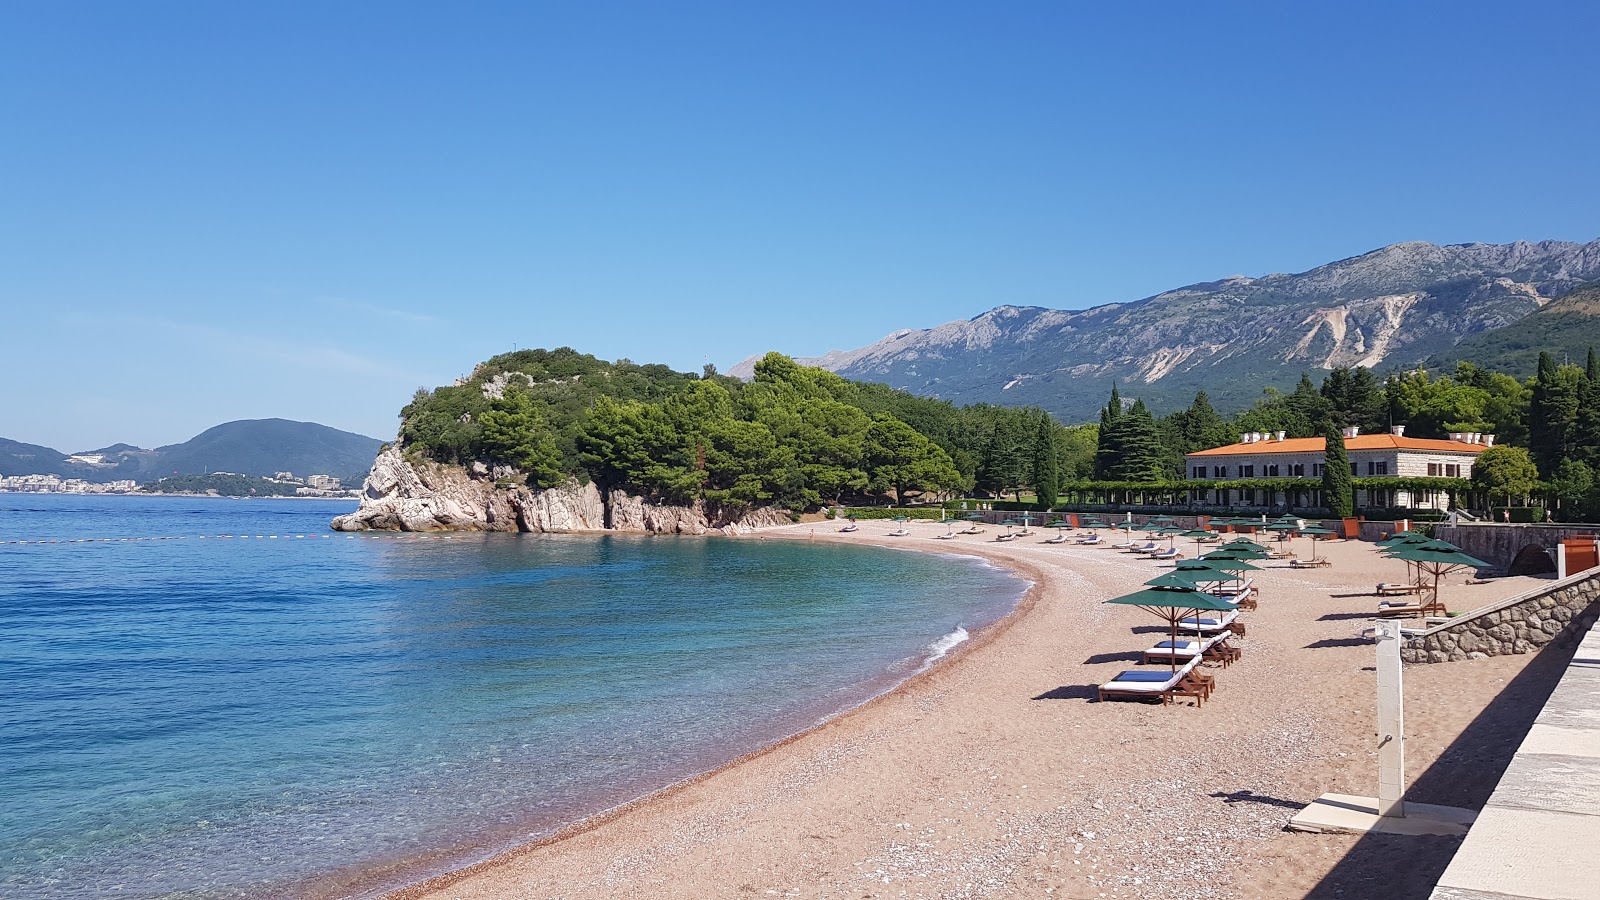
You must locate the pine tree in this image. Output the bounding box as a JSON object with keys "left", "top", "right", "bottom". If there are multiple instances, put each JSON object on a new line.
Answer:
{"left": 1031, "top": 413, "right": 1059, "bottom": 508}
{"left": 1529, "top": 350, "right": 1579, "bottom": 477}
{"left": 1321, "top": 424, "right": 1354, "bottom": 518}
{"left": 1094, "top": 385, "right": 1123, "bottom": 480}
{"left": 1574, "top": 348, "right": 1600, "bottom": 469}
{"left": 1111, "top": 400, "right": 1165, "bottom": 481}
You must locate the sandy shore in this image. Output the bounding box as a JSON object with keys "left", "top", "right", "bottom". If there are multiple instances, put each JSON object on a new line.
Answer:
{"left": 384, "top": 521, "right": 1570, "bottom": 900}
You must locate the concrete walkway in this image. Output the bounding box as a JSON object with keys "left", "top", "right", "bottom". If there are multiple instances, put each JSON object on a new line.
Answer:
{"left": 1430, "top": 622, "right": 1600, "bottom": 900}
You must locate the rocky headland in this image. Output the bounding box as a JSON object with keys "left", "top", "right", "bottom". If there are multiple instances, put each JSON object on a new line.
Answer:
{"left": 331, "top": 446, "right": 792, "bottom": 535}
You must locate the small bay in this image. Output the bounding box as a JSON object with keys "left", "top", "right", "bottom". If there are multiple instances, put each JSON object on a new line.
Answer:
{"left": 0, "top": 495, "right": 1026, "bottom": 898}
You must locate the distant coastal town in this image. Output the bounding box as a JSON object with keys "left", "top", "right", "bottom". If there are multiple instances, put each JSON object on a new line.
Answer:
{"left": 0, "top": 471, "right": 358, "bottom": 498}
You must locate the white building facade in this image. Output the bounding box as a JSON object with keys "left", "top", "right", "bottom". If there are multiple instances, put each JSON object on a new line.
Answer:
{"left": 1185, "top": 426, "right": 1488, "bottom": 511}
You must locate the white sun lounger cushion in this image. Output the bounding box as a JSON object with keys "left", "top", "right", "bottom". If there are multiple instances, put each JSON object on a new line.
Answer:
{"left": 1177, "top": 609, "right": 1239, "bottom": 632}
{"left": 1101, "top": 658, "right": 1201, "bottom": 692}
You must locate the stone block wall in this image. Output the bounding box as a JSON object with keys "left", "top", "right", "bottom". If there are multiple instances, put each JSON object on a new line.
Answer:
{"left": 1401, "top": 570, "right": 1600, "bottom": 663}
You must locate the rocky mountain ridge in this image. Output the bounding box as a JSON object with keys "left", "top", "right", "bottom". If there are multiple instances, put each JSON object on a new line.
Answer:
{"left": 731, "top": 239, "right": 1600, "bottom": 421}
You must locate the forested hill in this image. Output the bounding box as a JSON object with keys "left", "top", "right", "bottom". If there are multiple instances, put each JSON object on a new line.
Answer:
{"left": 394, "top": 347, "right": 1074, "bottom": 510}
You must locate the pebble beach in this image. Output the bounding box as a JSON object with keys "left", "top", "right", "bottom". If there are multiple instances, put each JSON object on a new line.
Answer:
{"left": 385, "top": 520, "right": 1567, "bottom": 900}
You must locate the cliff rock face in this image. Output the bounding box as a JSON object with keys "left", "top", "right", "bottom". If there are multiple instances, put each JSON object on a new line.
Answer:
{"left": 331, "top": 446, "right": 792, "bottom": 534}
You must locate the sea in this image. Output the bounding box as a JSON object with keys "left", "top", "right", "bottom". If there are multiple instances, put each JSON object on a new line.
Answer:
{"left": 0, "top": 494, "right": 1028, "bottom": 899}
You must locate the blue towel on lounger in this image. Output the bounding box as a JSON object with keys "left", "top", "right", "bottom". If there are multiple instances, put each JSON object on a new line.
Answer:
{"left": 1114, "top": 670, "right": 1177, "bottom": 682}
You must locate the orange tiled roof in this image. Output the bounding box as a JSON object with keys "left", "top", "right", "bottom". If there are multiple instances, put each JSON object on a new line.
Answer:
{"left": 1186, "top": 434, "right": 1488, "bottom": 457}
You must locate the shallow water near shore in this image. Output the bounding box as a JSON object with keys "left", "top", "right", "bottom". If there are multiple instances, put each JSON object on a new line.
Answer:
{"left": 0, "top": 495, "right": 1026, "bottom": 898}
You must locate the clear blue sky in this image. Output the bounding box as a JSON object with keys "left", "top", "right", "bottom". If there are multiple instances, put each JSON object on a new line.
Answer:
{"left": 3, "top": 1, "right": 1597, "bottom": 451}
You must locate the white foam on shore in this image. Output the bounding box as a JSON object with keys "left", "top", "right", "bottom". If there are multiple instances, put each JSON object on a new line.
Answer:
{"left": 919, "top": 626, "right": 970, "bottom": 670}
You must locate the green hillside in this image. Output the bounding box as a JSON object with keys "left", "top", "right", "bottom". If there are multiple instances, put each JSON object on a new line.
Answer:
{"left": 1427, "top": 282, "right": 1600, "bottom": 376}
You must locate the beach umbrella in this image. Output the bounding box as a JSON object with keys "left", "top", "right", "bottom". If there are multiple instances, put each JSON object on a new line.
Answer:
{"left": 1045, "top": 520, "right": 1071, "bottom": 528}
{"left": 1104, "top": 585, "right": 1241, "bottom": 673}
{"left": 1179, "top": 528, "right": 1217, "bottom": 555}
{"left": 1298, "top": 525, "right": 1336, "bottom": 561}
{"left": 1220, "top": 538, "right": 1270, "bottom": 553}
{"left": 1148, "top": 515, "right": 1176, "bottom": 524}
{"left": 1203, "top": 547, "right": 1271, "bottom": 562}
{"left": 1387, "top": 544, "right": 1489, "bottom": 609}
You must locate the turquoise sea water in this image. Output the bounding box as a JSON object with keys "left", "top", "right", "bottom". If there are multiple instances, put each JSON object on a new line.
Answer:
{"left": 0, "top": 494, "right": 1026, "bottom": 898}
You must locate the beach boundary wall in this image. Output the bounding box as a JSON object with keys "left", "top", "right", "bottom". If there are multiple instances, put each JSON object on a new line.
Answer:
{"left": 1434, "top": 523, "right": 1600, "bottom": 573}
{"left": 1428, "top": 617, "right": 1600, "bottom": 899}
{"left": 1401, "top": 568, "right": 1600, "bottom": 664}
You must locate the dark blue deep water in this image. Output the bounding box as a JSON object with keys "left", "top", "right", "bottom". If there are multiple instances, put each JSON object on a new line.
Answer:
{"left": 0, "top": 495, "right": 1025, "bottom": 898}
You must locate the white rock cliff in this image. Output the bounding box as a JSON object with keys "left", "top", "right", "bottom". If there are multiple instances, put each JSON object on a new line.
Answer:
{"left": 331, "top": 446, "right": 792, "bottom": 535}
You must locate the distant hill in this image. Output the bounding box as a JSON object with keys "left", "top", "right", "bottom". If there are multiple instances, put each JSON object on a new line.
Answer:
{"left": 0, "top": 419, "right": 384, "bottom": 484}
{"left": 0, "top": 438, "right": 83, "bottom": 478}
{"left": 1426, "top": 281, "right": 1600, "bottom": 376}
{"left": 731, "top": 239, "right": 1600, "bottom": 421}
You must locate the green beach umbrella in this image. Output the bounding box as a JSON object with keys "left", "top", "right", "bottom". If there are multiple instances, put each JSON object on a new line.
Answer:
{"left": 1178, "top": 528, "right": 1215, "bottom": 555}
{"left": 1045, "top": 520, "right": 1071, "bottom": 528}
{"left": 1104, "top": 585, "right": 1240, "bottom": 673}
{"left": 1221, "top": 538, "right": 1270, "bottom": 553}
{"left": 1298, "top": 525, "right": 1336, "bottom": 560}
{"left": 1387, "top": 544, "right": 1489, "bottom": 610}
{"left": 1203, "top": 548, "right": 1270, "bottom": 562}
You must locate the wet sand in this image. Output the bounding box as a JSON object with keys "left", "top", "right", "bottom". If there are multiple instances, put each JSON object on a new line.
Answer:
{"left": 388, "top": 521, "right": 1567, "bottom": 900}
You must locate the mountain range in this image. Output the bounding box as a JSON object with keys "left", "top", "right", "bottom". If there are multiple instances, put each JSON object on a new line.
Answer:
{"left": 0, "top": 419, "right": 384, "bottom": 484}
{"left": 732, "top": 239, "right": 1600, "bottom": 422}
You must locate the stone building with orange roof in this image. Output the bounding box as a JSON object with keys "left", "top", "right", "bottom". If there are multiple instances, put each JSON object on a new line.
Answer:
{"left": 1184, "top": 426, "right": 1489, "bottom": 511}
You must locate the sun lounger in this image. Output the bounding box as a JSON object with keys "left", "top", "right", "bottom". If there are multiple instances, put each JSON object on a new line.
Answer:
{"left": 959, "top": 526, "right": 984, "bottom": 534}
{"left": 1141, "top": 632, "right": 1223, "bottom": 663}
{"left": 994, "top": 532, "right": 1017, "bottom": 542}
{"left": 1289, "top": 557, "right": 1331, "bottom": 568}
{"left": 1177, "top": 609, "right": 1243, "bottom": 636}
{"left": 1098, "top": 657, "right": 1207, "bottom": 705}
{"left": 1125, "top": 542, "right": 1159, "bottom": 553}
{"left": 1111, "top": 540, "right": 1136, "bottom": 550}
{"left": 1077, "top": 535, "right": 1105, "bottom": 545}
{"left": 1150, "top": 547, "right": 1181, "bottom": 561}
{"left": 1043, "top": 534, "right": 1069, "bottom": 544}
{"left": 838, "top": 523, "right": 859, "bottom": 532}
{"left": 1376, "top": 582, "right": 1423, "bottom": 597}
{"left": 934, "top": 532, "right": 957, "bottom": 540}
{"left": 888, "top": 527, "right": 910, "bottom": 536}
{"left": 1378, "top": 598, "right": 1445, "bottom": 618}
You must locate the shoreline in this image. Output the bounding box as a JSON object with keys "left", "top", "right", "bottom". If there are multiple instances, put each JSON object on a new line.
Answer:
{"left": 361, "top": 521, "right": 1563, "bottom": 899}
{"left": 366, "top": 529, "right": 1046, "bottom": 900}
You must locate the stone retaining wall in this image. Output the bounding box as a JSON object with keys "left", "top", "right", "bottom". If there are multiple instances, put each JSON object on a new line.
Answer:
{"left": 1401, "top": 569, "right": 1600, "bottom": 663}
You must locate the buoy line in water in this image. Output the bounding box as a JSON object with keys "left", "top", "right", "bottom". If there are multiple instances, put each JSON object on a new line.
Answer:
{"left": 1, "top": 533, "right": 457, "bottom": 545}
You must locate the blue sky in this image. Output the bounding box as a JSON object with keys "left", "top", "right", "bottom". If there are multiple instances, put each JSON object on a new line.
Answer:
{"left": 3, "top": 2, "right": 1597, "bottom": 451}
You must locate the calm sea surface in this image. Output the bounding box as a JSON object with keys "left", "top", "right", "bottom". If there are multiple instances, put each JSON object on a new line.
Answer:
{"left": 0, "top": 494, "right": 1026, "bottom": 898}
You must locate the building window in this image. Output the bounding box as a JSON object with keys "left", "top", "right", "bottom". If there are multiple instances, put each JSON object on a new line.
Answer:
{"left": 1367, "top": 461, "right": 1389, "bottom": 476}
{"left": 1192, "top": 466, "right": 1205, "bottom": 479}
{"left": 1290, "top": 463, "right": 1304, "bottom": 477}
{"left": 1312, "top": 463, "right": 1322, "bottom": 476}
{"left": 1378, "top": 461, "right": 1388, "bottom": 475}
{"left": 1427, "top": 463, "right": 1440, "bottom": 476}
{"left": 1446, "top": 463, "right": 1459, "bottom": 478}
{"left": 1241, "top": 465, "right": 1255, "bottom": 478}
{"left": 1213, "top": 465, "right": 1226, "bottom": 478}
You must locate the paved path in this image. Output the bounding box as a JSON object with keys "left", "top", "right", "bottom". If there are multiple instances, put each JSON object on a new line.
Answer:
{"left": 1431, "top": 621, "right": 1600, "bottom": 900}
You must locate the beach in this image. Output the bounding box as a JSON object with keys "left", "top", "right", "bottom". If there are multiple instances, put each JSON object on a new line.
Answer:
{"left": 388, "top": 521, "right": 1568, "bottom": 900}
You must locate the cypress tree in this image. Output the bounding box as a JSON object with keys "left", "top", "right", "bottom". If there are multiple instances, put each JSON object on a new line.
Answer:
{"left": 1031, "top": 413, "right": 1059, "bottom": 509}
{"left": 1322, "top": 424, "right": 1354, "bottom": 517}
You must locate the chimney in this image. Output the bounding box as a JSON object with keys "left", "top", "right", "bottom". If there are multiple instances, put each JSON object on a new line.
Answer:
{"left": 1342, "top": 426, "right": 1359, "bottom": 439}
{"left": 1391, "top": 425, "right": 1405, "bottom": 437}
{"left": 1275, "top": 430, "right": 1287, "bottom": 442}
{"left": 1471, "top": 432, "right": 1482, "bottom": 444}
{"left": 1483, "top": 434, "right": 1496, "bottom": 447}
{"left": 1448, "top": 432, "right": 1463, "bottom": 443}
{"left": 1238, "top": 433, "right": 1249, "bottom": 445}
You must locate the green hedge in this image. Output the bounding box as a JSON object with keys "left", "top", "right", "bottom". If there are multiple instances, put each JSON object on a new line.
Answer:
{"left": 1494, "top": 506, "right": 1548, "bottom": 523}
